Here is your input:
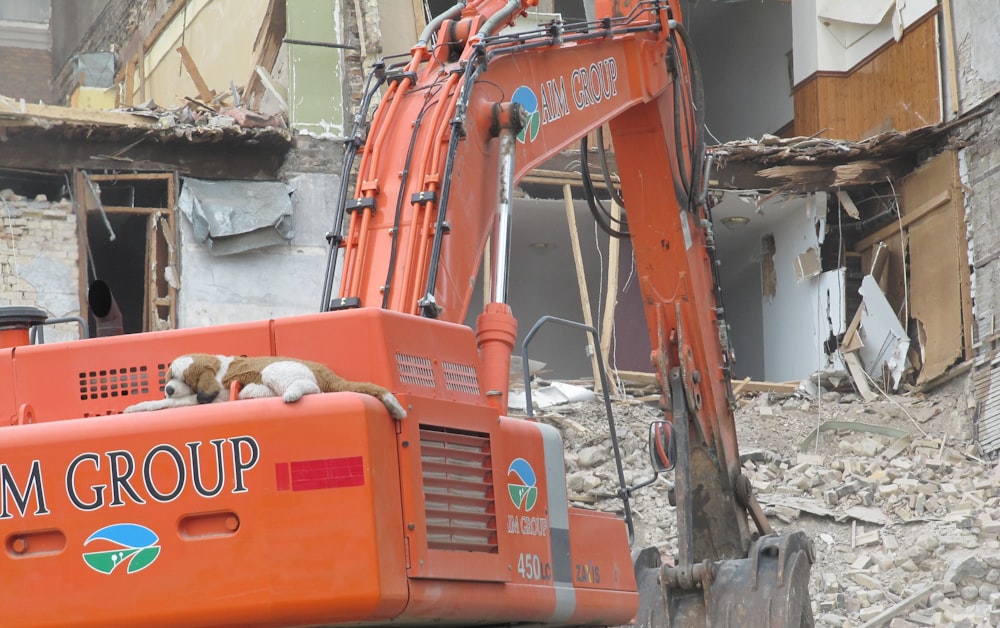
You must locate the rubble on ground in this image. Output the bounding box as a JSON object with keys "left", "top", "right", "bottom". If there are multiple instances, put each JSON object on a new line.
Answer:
{"left": 515, "top": 373, "right": 1000, "bottom": 626}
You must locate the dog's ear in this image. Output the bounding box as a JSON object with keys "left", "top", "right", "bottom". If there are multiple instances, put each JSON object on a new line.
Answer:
{"left": 195, "top": 368, "right": 222, "bottom": 404}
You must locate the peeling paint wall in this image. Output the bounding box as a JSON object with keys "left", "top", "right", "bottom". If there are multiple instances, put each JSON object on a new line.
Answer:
{"left": 952, "top": 1, "right": 1000, "bottom": 111}
{"left": 0, "top": 193, "right": 82, "bottom": 341}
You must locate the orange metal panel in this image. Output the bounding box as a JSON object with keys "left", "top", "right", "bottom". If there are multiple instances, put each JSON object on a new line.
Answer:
{"left": 272, "top": 309, "right": 485, "bottom": 404}
{"left": 0, "top": 348, "right": 14, "bottom": 426}
{"left": 0, "top": 393, "right": 408, "bottom": 627}
{"left": 8, "top": 321, "right": 274, "bottom": 423}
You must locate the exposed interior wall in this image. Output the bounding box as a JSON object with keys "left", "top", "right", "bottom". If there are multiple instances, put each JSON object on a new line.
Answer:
{"left": 286, "top": 0, "right": 345, "bottom": 134}
{"left": 127, "top": 0, "right": 268, "bottom": 108}
{"left": 688, "top": 0, "right": 794, "bottom": 141}
{"left": 791, "top": 0, "right": 938, "bottom": 82}
{"left": 793, "top": 13, "right": 941, "bottom": 140}
{"left": 760, "top": 193, "right": 836, "bottom": 382}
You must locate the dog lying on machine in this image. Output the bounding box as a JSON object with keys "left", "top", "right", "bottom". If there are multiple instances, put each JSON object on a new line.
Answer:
{"left": 123, "top": 353, "right": 407, "bottom": 419}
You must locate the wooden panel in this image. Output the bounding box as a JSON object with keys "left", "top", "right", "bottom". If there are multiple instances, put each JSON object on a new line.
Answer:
{"left": 793, "top": 14, "right": 941, "bottom": 140}
{"left": 909, "top": 206, "right": 962, "bottom": 383}
{"left": 792, "top": 78, "right": 820, "bottom": 138}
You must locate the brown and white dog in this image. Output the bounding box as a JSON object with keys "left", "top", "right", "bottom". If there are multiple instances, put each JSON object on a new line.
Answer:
{"left": 124, "top": 353, "right": 406, "bottom": 419}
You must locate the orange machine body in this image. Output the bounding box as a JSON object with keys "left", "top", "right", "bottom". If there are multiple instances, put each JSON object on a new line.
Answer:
{"left": 0, "top": 309, "right": 635, "bottom": 627}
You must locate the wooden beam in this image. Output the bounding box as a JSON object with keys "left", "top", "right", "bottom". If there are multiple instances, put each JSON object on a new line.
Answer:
{"left": 563, "top": 184, "right": 603, "bottom": 392}
{"left": 0, "top": 97, "right": 153, "bottom": 127}
{"left": 599, "top": 199, "right": 621, "bottom": 397}
{"left": 176, "top": 44, "right": 214, "bottom": 103}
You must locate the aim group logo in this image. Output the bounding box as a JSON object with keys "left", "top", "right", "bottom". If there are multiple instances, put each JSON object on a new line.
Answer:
{"left": 511, "top": 86, "right": 541, "bottom": 144}
{"left": 507, "top": 458, "right": 538, "bottom": 511}
{"left": 83, "top": 523, "right": 161, "bottom": 575}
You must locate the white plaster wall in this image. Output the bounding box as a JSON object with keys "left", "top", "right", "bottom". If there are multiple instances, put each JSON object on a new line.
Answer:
{"left": 760, "top": 193, "right": 836, "bottom": 381}
{"left": 176, "top": 173, "right": 339, "bottom": 327}
{"left": 792, "top": 0, "right": 938, "bottom": 83}
{"left": 692, "top": 1, "right": 794, "bottom": 141}
{"left": 952, "top": 0, "right": 1000, "bottom": 111}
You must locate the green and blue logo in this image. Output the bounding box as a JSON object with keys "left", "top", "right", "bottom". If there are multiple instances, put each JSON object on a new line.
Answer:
{"left": 512, "top": 86, "right": 541, "bottom": 144}
{"left": 507, "top": 458, "right": 538, "bottom": 511}
{"left": 83, "top": 523, "right": 161, "bottom": 575}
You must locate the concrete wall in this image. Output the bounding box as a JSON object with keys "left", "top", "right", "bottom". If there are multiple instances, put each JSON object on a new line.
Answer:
{"left": 952, "top": 0, "right": 1000, "bottom": 112}
{"left": 176, "top": 175, "right": 339, "bottom": 326}
{"left": 0, "top": 192, "right": 82, "bottom": 342}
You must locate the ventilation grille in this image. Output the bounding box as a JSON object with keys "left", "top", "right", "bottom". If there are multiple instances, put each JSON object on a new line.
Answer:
{"left": 420, "top": 426, "right": 497, "bottom": 553}
{"left": 442, "top": 361, "right": 480, "bottom": 395}
{"left": 397, "top": 352, "right": 435, "bottom": 388}
{"left": 78, "top": 365, "right": 156, "bottom": 401}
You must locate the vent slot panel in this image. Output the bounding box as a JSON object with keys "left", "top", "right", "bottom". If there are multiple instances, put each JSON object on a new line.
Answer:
{"left": 78, "top": 365, "right": 157, "bottom": 401}
{"left": 420, "top": 426, "right": 497, "bottom": 553}
{"left": 397, "top": 353, "right": 435, "bottom": 388}
{"left": 442, "top": 361, "right": 480, "bottom": 395}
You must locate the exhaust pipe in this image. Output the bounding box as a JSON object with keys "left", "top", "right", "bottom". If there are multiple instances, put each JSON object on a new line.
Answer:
{"left": 88, "top": 280, "right": 124, "bottom": 337}
{"left": 0, "top": 306, "right": 48, "bottom": 348}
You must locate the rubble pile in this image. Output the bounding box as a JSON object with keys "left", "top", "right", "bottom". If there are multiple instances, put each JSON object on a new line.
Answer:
{"left": 522, "top": 374, "right": 1000, "bottom": 627}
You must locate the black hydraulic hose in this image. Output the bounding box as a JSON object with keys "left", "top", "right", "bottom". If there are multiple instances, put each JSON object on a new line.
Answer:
{"left": 419, "top": 59, "right": 487, "bottom": 317}
{"left": 319, "top": 64, "right": 387, "bottom": 311}
{"left": 381, "top": 88, "right": 439, "bottom": 308}
{"left": 580, "top": 136, "right": 629, "bottom": 239}
{"left": 596, "top": 126, "right": 626, "bottom": 208}
{"left": 668, "top": 19, "right": 706, "bottom": 211}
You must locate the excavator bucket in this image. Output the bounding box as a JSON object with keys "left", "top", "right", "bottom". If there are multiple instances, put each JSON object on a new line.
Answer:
{"left": 634, "top": 531, "right": 815, "bottom": 627}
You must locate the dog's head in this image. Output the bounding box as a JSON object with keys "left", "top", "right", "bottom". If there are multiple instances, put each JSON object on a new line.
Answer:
{"left": 163, "top": 354, "right": 225, "bottom": 404}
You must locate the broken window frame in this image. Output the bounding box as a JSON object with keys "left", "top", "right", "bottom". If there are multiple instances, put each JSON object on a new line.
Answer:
{"left": 74, "top": 170, "right": 178, "bottom": 334}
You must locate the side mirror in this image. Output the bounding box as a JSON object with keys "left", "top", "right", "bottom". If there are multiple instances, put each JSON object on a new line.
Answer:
{"left": 648, "top": 421, "right": 675, "bottom": 473}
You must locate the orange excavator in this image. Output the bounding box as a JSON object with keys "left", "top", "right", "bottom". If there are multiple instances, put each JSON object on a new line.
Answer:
{"left": 0, "top": 1, "right": 813, "bottom": 625}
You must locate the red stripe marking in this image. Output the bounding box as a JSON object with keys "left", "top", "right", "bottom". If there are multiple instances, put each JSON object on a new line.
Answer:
{"left": 283, "top": 456, "right": 365, "bottom": 491}
{"left": 275, "top": 462, "right": 290, "bottom": 491}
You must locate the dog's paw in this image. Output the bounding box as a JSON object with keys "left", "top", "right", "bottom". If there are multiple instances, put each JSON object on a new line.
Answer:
{"left": 381, "top": 393, "right": 407, "bottom": 420}
{"left": 123, "top": 398, "right": 180, "bottom": 413}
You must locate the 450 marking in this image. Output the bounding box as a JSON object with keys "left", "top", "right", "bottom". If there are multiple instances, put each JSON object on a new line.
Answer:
{"left": 576, "top": 560, "right": 601, "bottom": 584}
{"left": 516, "top": 553, "right": 552, "bottom": 582}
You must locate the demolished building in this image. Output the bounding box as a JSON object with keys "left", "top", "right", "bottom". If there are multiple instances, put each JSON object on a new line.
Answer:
{"left": 2, "top": 0, "right": 1000, "bottom": 454}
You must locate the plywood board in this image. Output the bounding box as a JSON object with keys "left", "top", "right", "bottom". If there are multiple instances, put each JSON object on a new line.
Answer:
{"left": 902, "top": 151, "right": 964, "bottom": 384}
{"left": 909, "top": 200, "right": 963, "bottom": 383}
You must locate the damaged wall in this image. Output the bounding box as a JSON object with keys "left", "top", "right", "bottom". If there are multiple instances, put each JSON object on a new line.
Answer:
{"left": 760, "top": 193, "right": 838, "bottom": 382}
{"left": 124, "top": 0, "right": 269, "bottom": 107}
{"left": 0, "top": 192, "right": 82, "bottom": 342}
{"left": 952, "top": 2, "right": 1000, "bottom": 111}
{"left": 177, "top": 135, "right": 342, "bottom": 326}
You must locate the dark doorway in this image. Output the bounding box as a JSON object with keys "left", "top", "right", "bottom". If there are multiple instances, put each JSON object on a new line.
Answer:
{"left": 86, "top": 212, "right": 147, "bottom": 335}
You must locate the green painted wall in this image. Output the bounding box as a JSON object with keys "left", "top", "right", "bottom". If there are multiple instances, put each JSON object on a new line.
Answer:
{"left": 286, "top": 0, "right": 344, "bottom": 134}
